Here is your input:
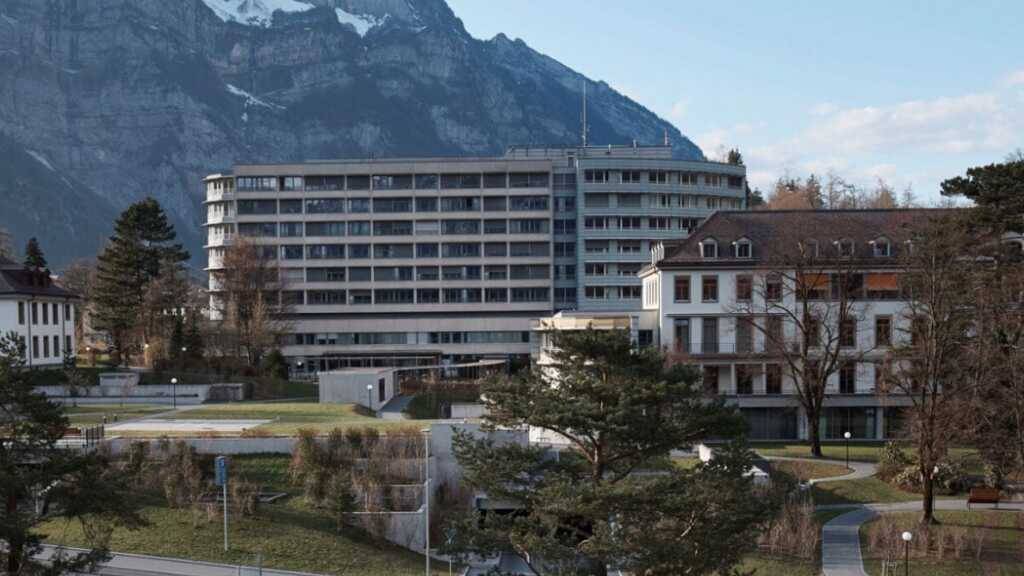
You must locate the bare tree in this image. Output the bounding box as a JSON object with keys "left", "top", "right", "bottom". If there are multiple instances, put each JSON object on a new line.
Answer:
{"left": 58, "top": 259, "right": 97, "bottom": 347}
{"left": 0, "top": 227, "right": 13, "bottom": 260}
{"left": 880, "top": 212, "right": 981, "bottom": 524}
{"left": 211, "top": 237, "right": 291, "bottom": 367}
{"left": 731, "top": 225, "right": 879, "bottom": 457}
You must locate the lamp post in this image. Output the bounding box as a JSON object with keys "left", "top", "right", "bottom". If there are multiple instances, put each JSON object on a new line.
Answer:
{"left": 901, "top": 531, "right": 912, "bottom": 576}
{"left": 366, "top": 383, "right": 374, "bottom": 412}
{"left": 171, "top": 377, "right": 178, "bottom": 408}
{"left": 844, "top": 431, "right": 852, "bottom": 470}
{"left": 422, "top": 427, "right": 431, "bottom": 576}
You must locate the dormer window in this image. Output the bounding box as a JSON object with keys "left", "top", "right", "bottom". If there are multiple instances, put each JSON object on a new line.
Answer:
{"left": 871, "top": 237, "right": 891, "bottom": 257}
{"left": 734, "top": 239, "right": 752, "bottom": 259}
{"left": 835, "top": 238, "right": 855, "bottom": 258}
{"left": 700, "top": 239, "right": 718, "bottom": 259}
{"left": 801, "top": 239, "right": 819, "bottom": 259}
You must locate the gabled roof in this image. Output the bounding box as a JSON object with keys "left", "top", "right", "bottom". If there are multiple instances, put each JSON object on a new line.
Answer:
{"left": 0, "top": 256, "right": 79, "bottom": 299}
{"left": 649, "top": 209, "right": 956, "bottom": 270}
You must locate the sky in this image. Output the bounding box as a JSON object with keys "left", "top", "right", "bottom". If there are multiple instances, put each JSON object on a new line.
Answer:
{"left": 447, "top": 0, "right": 1024, "bottom": 202}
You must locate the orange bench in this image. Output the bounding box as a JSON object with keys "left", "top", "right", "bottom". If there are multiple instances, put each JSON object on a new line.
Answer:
{"left": 967, "top": 487, "right": 1000, "bottom": 509}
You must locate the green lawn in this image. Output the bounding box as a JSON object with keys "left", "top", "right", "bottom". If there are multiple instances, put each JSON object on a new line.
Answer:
{"left": 753, "top": 442, "right": 981, "bottom": 466}
{"left": 732, "top": 555, "right": 818, "bottom": 575}
{"left": 771, "top": 459, "right": 851, "bottom": 482}
{"left": 64, "top": 404, "right": 169, "bottom": 426}
{"left": 861, "top": 510, "right": 1024, "bottom": 576}
{"left": 148, "top": 402, "right": 432, "bottom": 435}
{"left": 39, "top": 455, "right": 447, "bottom": 576}
{"left": 812, "top": 476, "right": 927, "bottom": 506}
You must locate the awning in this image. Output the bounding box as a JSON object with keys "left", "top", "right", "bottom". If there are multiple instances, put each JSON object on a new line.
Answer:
{"left": 866, "top": 273, "right": 899, "bottom": 291}
{"left": 799, "top": 273, "right": 830, "bottom": 290}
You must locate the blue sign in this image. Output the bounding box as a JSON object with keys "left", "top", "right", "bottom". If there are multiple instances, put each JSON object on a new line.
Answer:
{"left": 215, "top": 456, "right": 228, "bottom": 486}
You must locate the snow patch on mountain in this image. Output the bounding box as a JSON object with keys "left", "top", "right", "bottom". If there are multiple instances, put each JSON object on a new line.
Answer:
{"left": 334, "top": 8, "right": 387, "bottom": 37}
{"left": 26, "top": 150, "right": 55, "bottom": 171}
{"left": 201, "top": 0, "right": 316, "bottom": 27}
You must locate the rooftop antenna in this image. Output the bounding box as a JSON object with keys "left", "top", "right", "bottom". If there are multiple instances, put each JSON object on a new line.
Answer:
{"left": 581, "top": 81, "right": 588, "bottom": 148}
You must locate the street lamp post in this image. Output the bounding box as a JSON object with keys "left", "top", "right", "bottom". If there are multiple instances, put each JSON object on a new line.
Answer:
{"left": 901, "top": 531, "right": 912, "bottom": 576}
{"left": 366, "top": 383, "right": 374, "bottom": 412}
{"left": 844, "top": 431, "right": 852, "bottom": 470}
{"left": 422, "top": 428, "right": 431, "bottom": 576}
{"left": 171, "top": 377, "right": 178, "bottom": 408}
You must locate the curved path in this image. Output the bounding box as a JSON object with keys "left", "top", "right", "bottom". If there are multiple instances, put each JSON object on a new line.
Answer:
{"left": 762, "top": 455, "right": 877, "bottom": 484}
{"left": 820, "top": 500, "right": 1024, "bottom": 576}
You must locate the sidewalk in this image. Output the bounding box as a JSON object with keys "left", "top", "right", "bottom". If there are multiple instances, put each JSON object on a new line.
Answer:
{"left": 37, "top": 545, "right": 329, "bottom": 576}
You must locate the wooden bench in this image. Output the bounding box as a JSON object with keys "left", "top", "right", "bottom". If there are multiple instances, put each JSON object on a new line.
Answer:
{"left": 63, "top": 427, "right": 82, "bottom": 437}
{"left": 967, "top": 487, "right": 1001, "bottom": 509}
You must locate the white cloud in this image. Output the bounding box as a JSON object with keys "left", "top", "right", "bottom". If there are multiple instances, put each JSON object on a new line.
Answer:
{"left": 810, "top": 102, "right": 839, "bottom": 116}
{"left": 1003, "top": 68, "right": 1024, "bottom": 86}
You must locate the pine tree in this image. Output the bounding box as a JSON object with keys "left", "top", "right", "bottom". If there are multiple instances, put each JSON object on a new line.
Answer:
{"left": 23, "top": 237, "right": 47, "bottom": 271}
{"left": 92, "top": 198, "right": 189, "bottom": 365}
{"left": 0, "top": 332, "right": 143, "bottom": 573}
{"left": 169, "top": 316, "right": 186, "bottom": 361}
{"left": 184, "top": 311, "right": 205, "bottom": 360}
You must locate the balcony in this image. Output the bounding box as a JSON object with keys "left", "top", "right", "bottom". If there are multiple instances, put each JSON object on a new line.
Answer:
{"left": 670, "top": 341, "right": 806, "bottom": 357}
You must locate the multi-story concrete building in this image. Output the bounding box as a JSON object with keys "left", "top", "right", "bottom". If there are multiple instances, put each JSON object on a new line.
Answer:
{"left": 638, "top": 209, "right": 936, "bottom": 440}
{"left": 0, "top": 256, "right": 78, "bottom": 368}
{"left": 203, "top": 145, "right": 745, "bottom": 373}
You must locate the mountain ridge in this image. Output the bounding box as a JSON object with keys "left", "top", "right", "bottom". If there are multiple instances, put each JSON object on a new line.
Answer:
{"left": 0, "top": 0, "right": 702, "bottom": 268}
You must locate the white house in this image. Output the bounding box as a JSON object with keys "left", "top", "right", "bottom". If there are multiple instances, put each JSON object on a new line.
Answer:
{"left": 0, "top": 256, "right": 78, "bottom": 368}
{"left": 637, "top": 209, "right": 939, "bottom": 441}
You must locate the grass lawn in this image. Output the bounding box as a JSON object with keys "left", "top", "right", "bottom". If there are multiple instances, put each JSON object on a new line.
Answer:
{"left": 861, "top": 510, "right": 1024, "bottom": 576}
{"left": 771, "top": 459, "right": 851, "bottom": 482}
{"left": 732, "top": 555, "right": 818, "bottom": 575}
{"left": 64, "top": 404, "right": 170, "bottom": 426}
{"left": 143, "top": 402, "right": 433, "bottom": 436}
{"left": 812, "top": 476, "right": 928, "bottom": 506}
{"left": 39, "top": 455, "right": 447, "bottom": 576}
{"left": 753, "top": 442, "right": 981, "bottom": 466}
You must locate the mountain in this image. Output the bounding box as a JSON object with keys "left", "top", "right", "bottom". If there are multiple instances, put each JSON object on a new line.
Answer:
{"left": 0, "top": 0, "right": 703, "bottom": 268}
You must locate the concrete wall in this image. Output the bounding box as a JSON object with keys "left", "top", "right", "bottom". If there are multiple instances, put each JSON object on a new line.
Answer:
{"left": 450, "top": 403, "right": 486, "bottom": 419}
{"left": 38, "top": 382, "right": 247, "bottom": 405}
{"left": 105, "top": 436, "right": 297, "bottom": 456}
{"left": 319, "top": 370, "right": 395, "bottom": 410}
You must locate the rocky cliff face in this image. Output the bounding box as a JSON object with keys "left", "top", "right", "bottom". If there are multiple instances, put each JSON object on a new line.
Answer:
{"left": 0, "top": 0, "right": 702, "bottom": 267}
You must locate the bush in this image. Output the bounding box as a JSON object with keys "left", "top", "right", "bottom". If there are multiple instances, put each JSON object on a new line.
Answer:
{"left": 892, "top": 458, "right": 969, "bottom": 494}
{"left": 260, "top": 349, "right": 289, "bottom": 380}
{"left": 757, "top": 495, "right": 819, "bottom": 559}
{"left": 877, "top": 441, "right": 911, "bottom": 481}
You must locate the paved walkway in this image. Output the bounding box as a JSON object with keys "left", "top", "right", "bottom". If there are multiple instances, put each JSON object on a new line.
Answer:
{"left": 819, "top": 500, "right": 1024, "bottom": 576}
{"left": 38, "top": 545, "right": 328, "bottom": 576}
{"left": 762, "top": 455, "right": 877, "bottom": 484}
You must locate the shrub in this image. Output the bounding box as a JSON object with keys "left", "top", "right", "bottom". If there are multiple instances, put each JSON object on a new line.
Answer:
{"left": 260, "top": 349, "right": 289, "bottom": 380}
{"left": 892, "top": 458, "right": 968, "bottom": 494}
{"left": 757, "top": 495, "right": 819, "bottom": 559}
{"left": 877, "top": 441, "right": 911, "bottom": 481}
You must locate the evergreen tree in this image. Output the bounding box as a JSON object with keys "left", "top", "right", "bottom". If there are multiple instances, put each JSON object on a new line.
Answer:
{"left": 92, "top": 198, "right": 188, "bottom": 365}
{"left": 23, "top": 237, "right": 47, "bottom": 271}
{"left": 941, "top": 157, "right": 1024, "bottom": 232}
{"left": 169, "top": 316, "right": 186, "bottom": 361}
{"left": 0, "top": 332, "right": 143, "bottom": 573}
{"left": 445, "top": 329, "right": 775, "bottom": 575}
{"left": 184, "top": 311, "right": 205, "bottom": 361}
{"left": 726, "top": 148, "right": 744, "bottom": 165}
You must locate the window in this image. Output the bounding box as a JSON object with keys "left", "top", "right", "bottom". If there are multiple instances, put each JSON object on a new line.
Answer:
{"left": 415, "top": 174, "right": 439, "bottom": 190}
{"left": 736, "top": 365, "right": 754, "bottom": 395}
{"left": 865, "top": 273, "right": 900, "bottom": 300}
{"left": 509, "top": 242, "right": 548, "bottom": 257}
{"left": 348, "top": 244, "right": 370, "bottom": 259}
{"left": 485, "top": 265, "right": 508, "bottom": 280}
{"left": 510, "top": 265, "right": 548, "bottom": 280}
{"left": 911, "top": 316, "right": 926, "bottom": 346}
{"left": 705, "top": 174, "right": 722, "bottom": 187}
{"left": 511, "top": 287, "right": 549, "bottom": 302}
{"left": 735, "top": 275, "right": 753, "bottom": 301}
{"left": 374, "top": 267, "right": 414, "bottom": 282}
{"left": 43, "top": 336, "right": 49, "bottom": 358}
{"left": 442, "top": 242, "right": 481, "bottom": 258}
{"left": 509, "top": 196, "right": 548, "bottom": 211}
{"left": 304, "top": 175, "right": 344, "bottom": 191}
{"left": 649, "top": 217, "right": 670, "bottom": 230}
{"left": 373, "top": 221, "right": 413, "bottom": 236}
{"left": 485, "top": 288, "right": 508, "bottom": 302}
{"left": 648, "top": 170, "right": 669, "bottom": 184}
{"left": 443, "top": 266, "right": 481, "bottom": 280}
{"left": 443, "top": 220, "right": 481, "bottom": 235}
{"left": 674, "top": 275, "right": 691, "bottom": 302}
{"left": 306, "top": 244, "right": 345, "bottom": 260}
{"left": 618, "top": 194, "right": 641, "bottom": 208}
{"left": 373, "top": 197, "right": 412, "bottom": 213}
{"left": 872, "top": 238, "right": 891, "bottom": 257}
{"left": 673, "top": 318, "right": 691, "bottom": 354}
{"left": 349, "top": 290, "right": 372, "bottom": 305}
{"left": 238, "top": 222, "right": 277, "bottom": 237}
{"left": 307, "top": 268, "right": 346, "bottom": 282}
{"left": 483, "top": 172, "right": 507, "bottom": 188}
{"left": 32, "top": 336, "right": 38, "bottom": 358}
{"left": 280, "top": 222, "right": 303, "bottom": 237}
{"left": 585, "top": 193, "right": 610, "bottom": 208}
{"left": 348, "top": 197, "right": 370, "bottom": 213}
{"left": 307, "top": 290, "right": 347, "bottom": 305}
{"left": 483, "top": 196, "right": 507, "bottom": 211}
{"left": 348, "top": 267, "right": 371, "bottom": 281}
{"left": 585, "top": 263, "right": 606, "bottom": 277}
{"left": 839, "top": 362, "right": 856, "bottom": 394}
{"left": 585, "top": 286, "right": 608, "bottom": 300}
{"left": 618, "top": 240, "right": 641, "bottom": 254}
{"left": 279, "top": 199, "right": 303, "bottom": 214}
{"left": 441, "top": 196, "right": 481, "bottom": 212}
{"left": 618, "top": 264, "right": 641, "bottom": 276}
{"left": 416, "top": 243, "right": 439, "bottom": 258}
{"left": 765, "top": 274, "right": 782, "bottom": 302}
{"left": 735, "top": 240, "right": 752, "bottom": 258}
{"left": 702, "top": 318, "right": 719, "bottom": 354}
{"left": 703, "top": 366, "right": 719, "bottom": 393}
{"left": 766, "top": 365, "right": 782, "bottom": 394}
{"left": 701, "top": 275, "right": 718, "bottom": 302}
{"left": 621, "top": 285, "right": 641, "bottom": 299}
{"left": 374, "top": 289, "right": 415, "bottom": 304}
{"left": 766, "top": 317, "right": 783, "bottom": 349}
{"left": 305, "top": 198, "right": 346, "bottom": 214}
{"left": 347, "top": 175, "right": 370, "bottom": 190}
{"left": 875, "top": 316, "right": 892, "bottom": 347}
{"left": 638, "top": 330, "right": 654, "bottom": 348}
{"left": 621, "top": 170, "right": 641, "bottom": 183}
{"left": 374, "top": 244, "right": 414, "bottom": 259}
{"left": 443, "top": 288, "right": 482, "bottom": 303}
{"left": 835, "top": 238, "right": 855, "bottom": 257}
{"left": 585, "top": 240, "right": 609, "bottom": 254}
{"left": 415, "top": 197, "right": 438, "bottom": 212}
{"left": 553, "top": 173, "right": 577, "bottom": 190}
{"left": 874, "top": 361, "right": 890, "bottom": 391}
{"left": 584, "top": 217, "right": 608, "bottom": 230}
{"left": 305, "top": 222, "right": 346, "bottom": 237}
{"left": 441, "top": 174, "right": 481, "bottom": 189}
{"left": 485, "top": 219, "right": 508, "bottom": 234}
{"left": 415, "top": 220, "right": 440, "bottom": 235}
{"left": 42, "top": 303, "right": 48, "bottom": 325}
{"left": 52, "top": 303, "right": 58, "bottom": 325}
{"left": 728, "top": 176, "right": 744, "bottom": 189}
{"left": 372, "top": 175, "right": 412, "bottom": 190}
{"left": 236, "top": 176, "right": 276, "bottom": 191}
{"left": 509, "top": 219, "right": 548, "bottom": 234}
{"left": 484, "top": 242, "right": 507, "bottom": 257}
{"left": 345, "top": 221, "right": 370, "bottom": 236}
{"left": 64, "top": 303, "right": 71, "bottom": 321}
{"left": 804, "top": 316, "right": 820, "bottom": 348}
{"left": 17, "top": 302, "right": 24, "bottom": 325}
{"left": 416, "top": 266, "right": 440, "bottom": 281}
{"left": 554, "top": 242, "right": 576, "bottom": 257}
{"left": 417, "top": 289, "right": 440, "bottom": 303}
{"left": 65, "top": 335, "right": 72, "bottom": 357}
{"left": 584, "top": 169, "right": 608, "bottom": 183}
{"left": 701, "top": 239, "right": 718, "bottom": 258}
{"left": 553, "top": 219, "right": 575, "bottom": 234}
{"left": 736, "top": 318, "right": 754, "bottom": 353}
{"left": 237, "top": 200, "right": 277, "bottom": 215}
{"left": 840, "top": 318, "right": 857, "bottom": 348}
{"left": 509, "top": 172, "right": 548, "bottom": 188}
